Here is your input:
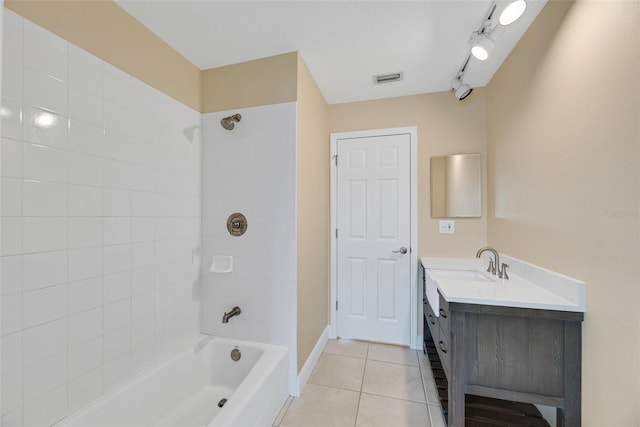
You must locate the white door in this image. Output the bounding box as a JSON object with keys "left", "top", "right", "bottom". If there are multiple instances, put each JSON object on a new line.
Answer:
{"left": 336, "top": 133, "right": 411, "bottom": 345}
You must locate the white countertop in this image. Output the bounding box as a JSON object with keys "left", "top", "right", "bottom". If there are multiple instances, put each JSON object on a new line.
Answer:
{"left": 421, "top": 256, "right": 586, "bottom": 313}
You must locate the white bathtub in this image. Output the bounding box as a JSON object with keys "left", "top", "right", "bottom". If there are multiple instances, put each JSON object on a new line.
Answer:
{"left": 55, "top": 336, "right": 289, "bottom": 427}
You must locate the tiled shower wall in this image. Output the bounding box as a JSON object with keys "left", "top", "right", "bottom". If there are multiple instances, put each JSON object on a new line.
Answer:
{"left": 200, "top": 104, "right": 297, "bottom": 391}
{"left": 0, "top": 10, "right": 202, "bottom": 426}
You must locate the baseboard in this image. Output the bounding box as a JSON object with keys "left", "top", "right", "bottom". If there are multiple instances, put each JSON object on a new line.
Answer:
{"left": 413, "top": 334, "right": 423, "bottom": 350}
{"left": 295, "top": 325, "right": 329, "bottom": 396}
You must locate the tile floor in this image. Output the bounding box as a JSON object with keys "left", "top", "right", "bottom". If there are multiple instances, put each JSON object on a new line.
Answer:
{"left": 273, "top": 339, "right": 447, "bottom": 427}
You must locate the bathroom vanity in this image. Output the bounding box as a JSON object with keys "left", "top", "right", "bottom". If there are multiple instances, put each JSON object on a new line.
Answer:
{"left": 420, "top": 256, "right": 585, "bottom": 427}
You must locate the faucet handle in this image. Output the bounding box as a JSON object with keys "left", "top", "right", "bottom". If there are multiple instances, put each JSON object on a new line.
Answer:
{"left": 499, "top": 263, "right": 509, "bottom": 279}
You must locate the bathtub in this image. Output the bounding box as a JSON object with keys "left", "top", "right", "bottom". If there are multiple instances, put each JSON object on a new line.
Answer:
{"left": 55, "top": 336, "right": 289, "bottom": 427}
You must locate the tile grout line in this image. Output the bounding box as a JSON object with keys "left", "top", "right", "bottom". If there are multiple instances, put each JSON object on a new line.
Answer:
{"left": 353, "top": 342, "right": 370, "bottom": 427}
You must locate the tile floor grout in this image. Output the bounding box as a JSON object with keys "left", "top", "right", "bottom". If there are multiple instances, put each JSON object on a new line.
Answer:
{"left": 276, "top": 339, "right": 446, "bottom": 427}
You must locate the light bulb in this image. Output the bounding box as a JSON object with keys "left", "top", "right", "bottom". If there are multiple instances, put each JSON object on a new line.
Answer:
{"left": 500, "top": 0, "right": 527, "bottom": 25}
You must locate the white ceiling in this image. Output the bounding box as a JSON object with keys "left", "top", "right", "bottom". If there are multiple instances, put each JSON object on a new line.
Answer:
{"left": 115, "top": 0, "right": 546, "bottom": 104}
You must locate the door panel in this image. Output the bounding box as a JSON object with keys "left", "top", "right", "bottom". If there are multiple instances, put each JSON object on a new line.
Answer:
{"left": 336, "top": 133, "right": 411, "bottom": 345}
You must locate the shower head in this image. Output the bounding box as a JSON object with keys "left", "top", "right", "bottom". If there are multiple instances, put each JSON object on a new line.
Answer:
{"left": 221, "top": 113, "right": 241, "bottom": 131}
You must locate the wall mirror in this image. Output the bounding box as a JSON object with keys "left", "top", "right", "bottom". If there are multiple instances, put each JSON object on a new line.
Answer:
{"left": 430, "top": 153, "right": 481, "bottom": 218}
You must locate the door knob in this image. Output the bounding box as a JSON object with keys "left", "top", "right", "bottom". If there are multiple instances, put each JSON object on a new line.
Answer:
{"left": 392, "top": 247, "right": 408, "bottom": 254}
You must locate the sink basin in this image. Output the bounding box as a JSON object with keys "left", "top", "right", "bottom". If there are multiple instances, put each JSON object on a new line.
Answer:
{"left": 430, "top": 269, "right": 494, "bottom": 282}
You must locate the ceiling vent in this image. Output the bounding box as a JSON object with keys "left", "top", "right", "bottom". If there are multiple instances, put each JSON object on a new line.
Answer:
{"left": 373, "top": 72, "right": 403, "bottom": 84}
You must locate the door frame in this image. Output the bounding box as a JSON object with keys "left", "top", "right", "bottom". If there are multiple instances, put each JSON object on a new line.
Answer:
{"left": 329, "top": 126, "right": 418, "bottom": 349}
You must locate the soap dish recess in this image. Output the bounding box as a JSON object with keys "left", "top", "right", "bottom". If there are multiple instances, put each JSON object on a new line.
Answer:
{"left": 210, "top": 255, "right": 233, "bottom": 273}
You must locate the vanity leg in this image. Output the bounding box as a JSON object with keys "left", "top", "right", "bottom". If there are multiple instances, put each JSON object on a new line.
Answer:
{"left": 448, "top": 314, "right": 465, "bottom": 427}
{"left": 560, "top": 321, "right": 582, "bottom": 427}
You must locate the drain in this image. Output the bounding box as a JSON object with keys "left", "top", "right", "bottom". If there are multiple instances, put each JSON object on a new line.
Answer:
{"left": 230, "top": 348, "right": 241, "bottom": 361}
{"left": 218, "top": 398, "right": 227, "bottom": 408}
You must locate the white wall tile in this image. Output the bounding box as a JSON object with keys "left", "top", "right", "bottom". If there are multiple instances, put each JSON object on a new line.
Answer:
{"left": 103, "top": 159, "right": 131, "bottom": 189}
{"left": 104, "top": 128, "right": 132, "bottom": 162}
{"left": 69, "top": 86, "right": 103, "bottom": 126}
{"left": 1, "top": 293, "right": 22, "bottom": 336}
{"left": 1, "top": 217, "right": 22, "bottom": 256}
{"left": 1, "top": 138, "right": 23, "bottom": 178}
{"left": 103, "top": 244, "right": 131, "bottom": 275}
{"left": 68, "top": 119, "right": 103, "bottom": 156}
{"left": 22, "top": 284, "right": 67, "bottom": 329}
{"left": 1, "top": 333, "right": 22, "bottom": 375}
{"left": 23, "top": 19, "right": 67, "bottom": 82}
{"left": 23, "top": 143, "right": 67, "bottom": 183}
{"left": 103, "top": 271, "right": 131, "bottom": 304}
{"left": 132, "top": 291, "right": 154, "bottom": 321}
{"left": 68, "top": 307, "right": 102, "bottom": 346}
{"left": 68, "top": 151, "right": 102, "bottom": 186}
{"left": 68, "top": 367, "right": 102, "bottom": 413}
{"left": 1, "top": 370, "right": 22, "bottom": 415}
{"left": 2, "top": 11, "right": 24, "bottom": 102}
{"left": 68, "top": 184, "right": 102, "bottom": 217}
{"left": 68, "top": 337, "right": 102, "bottom": 380}
{"left": 132, "top": 217, "right": 155, "bottom": 242}
{"left": 22, "top": 251, "right": 67, "bottom": 291}
{"left": 103, "top": 217, "right": 131, "bottom": 246}
{"left": 22, "top": 217, "right": 67, "bottom": 253}
{"left": 131, "top": 242, "right": 154, "bottom": 269}
{"left": 131, "top": 165, "right": 155, "bottom": 192}
{"left": 22, "top": 384, "right": 67, "bottom": 427}
{"left": 22, "top": 106, "right": 68, "bottom": 149}
{"left": 1, "top": 256, "right": 23, "bottom": 296}
{"left": 23, "top": 351, "right": 67, "bottom": 402}
{"left": 132, "top": 266, "right": 155, "bottom": 295}
{"left": 1, "top": 177, "right": 22, "bottom": 216}
{"left": 68, "top": 277, "right": 103, "bottom": 315}
{"left": 132, "top": 191, "right": 155, "bottom": 217}
{"left": 68, "top": 217, "right": 102, "bottom": 249}
{"left": 23, "top": 180, "right": 67, "bottom": 217}
{"left": 103, "top": 325, "right": 131, "bottom": 362}
{"left": 68, "top": 247, "right": 102, "bottom": 282}
{"left": 22, "top": 318, "right": 66, "bottom": 365}
{"left": 68, "top": 44, "right": 103, "bottom": 97}
{"left": 1, "top": 98, "right": 23, "bottom": 141}
{"left": 23, "top": 68, "right": 68, "bottom": 115}
{"left": 131, "top": 337, "right": 154, "bottom": 374}
{"left": 1, "top": 408, "right": 23, "bottom": 426}
{"left": 103, "top": 353, "right": 131, "bottom": 392}
{"left": 104, "top": 298, "right": 131, "bottom": 333}
{"left": 103, "top": 188, "right": 131, "bottom": 217}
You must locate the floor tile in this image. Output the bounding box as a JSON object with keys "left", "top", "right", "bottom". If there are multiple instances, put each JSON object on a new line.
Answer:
{"left": 367, "top": 342, "right": 419, "bottom": 366}
{"left": 308, "top": 353, "right": 366, "bottom": 391}
{"left": 280, "top": 383, "right": 359, "bottom": 427}
{"left": 362, "top": 360, "right": 425, "bottom": 403}
{"left": 323, "top": 338, "right": 369, "bottom": 359}
{"left": 421, "top": 369, "right": 441, "bottom": 405}
{"left": 356, "top": 393, "right": 431, "bottom": 427}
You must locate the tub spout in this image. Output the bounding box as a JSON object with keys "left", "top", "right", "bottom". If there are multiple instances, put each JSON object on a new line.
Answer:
{"left": 222, "top": 306, "right": 241, "bottom": 323}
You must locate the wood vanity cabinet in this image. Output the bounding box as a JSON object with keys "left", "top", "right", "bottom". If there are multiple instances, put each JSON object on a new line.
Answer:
{"left": 421, "top": 265, "right": 584, "bottom": 427}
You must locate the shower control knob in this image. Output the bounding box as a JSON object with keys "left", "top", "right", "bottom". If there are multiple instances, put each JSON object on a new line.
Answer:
{"left": 392, "top": 247, "right": 408, "bottom": 255}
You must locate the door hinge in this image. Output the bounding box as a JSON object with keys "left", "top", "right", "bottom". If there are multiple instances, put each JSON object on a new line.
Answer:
{"left": 336, "top": 300, "right": 338, "bottom": 311}
{"left": 333, "top": 154, "right": 338, "bottom": 167}
{"left": 335, "top": 229, "right": 338, "bottom": 239}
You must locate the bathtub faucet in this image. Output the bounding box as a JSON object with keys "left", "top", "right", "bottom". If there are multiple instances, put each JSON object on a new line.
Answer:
{"left": 222, "top": 306, "right": 241, "bottom": 323}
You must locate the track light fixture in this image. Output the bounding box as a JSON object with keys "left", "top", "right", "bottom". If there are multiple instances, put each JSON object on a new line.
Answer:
{"left": 450, "top": 55, "right": 473, "bottom": 101}
{"left": 470, "top": 1, "right": 527, "bottom": 61}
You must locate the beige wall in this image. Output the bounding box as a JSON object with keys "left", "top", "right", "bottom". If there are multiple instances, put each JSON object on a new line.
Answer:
{"left": 486, "top": 0, "right": 640, "bottom": 424}
{"left": 201, "top": 52, "right": 298, "bottom": 113}
{"left": 329, "top": 91, "right": 488, "bottom": 259}
{"left": 6, "top": 0, "right": 201, "bottom": 111}
{"left": 296, "top": 54, "right": 330, "bottom": 372}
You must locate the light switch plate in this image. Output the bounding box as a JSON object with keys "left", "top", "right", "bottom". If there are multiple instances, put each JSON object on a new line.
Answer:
{"left": 439, "top": 220, "right": 455, "bottom": 234}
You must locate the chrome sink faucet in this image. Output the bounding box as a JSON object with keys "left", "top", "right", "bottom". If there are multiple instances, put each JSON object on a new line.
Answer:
{"left": 476, "top": 247, "right": 509, "bottom": 279}
{"left": 222, "top": 306, "right": 241, "bottom": 323}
